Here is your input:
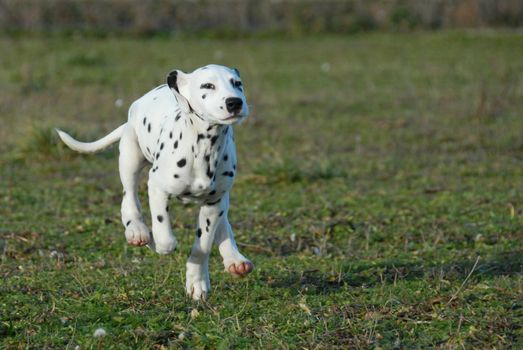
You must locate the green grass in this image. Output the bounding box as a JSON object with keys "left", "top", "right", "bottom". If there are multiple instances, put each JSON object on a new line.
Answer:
{"left": 1, "top": 31, "right": 522, "bottom": 349}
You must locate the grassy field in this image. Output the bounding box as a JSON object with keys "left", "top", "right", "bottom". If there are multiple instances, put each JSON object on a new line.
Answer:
{"left": 1, "top": 31, "right": 522, "bottom": 349}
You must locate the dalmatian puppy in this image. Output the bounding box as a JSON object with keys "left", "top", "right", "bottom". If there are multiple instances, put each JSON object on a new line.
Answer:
{"left": 56, "top": 64, "right": 253, "bottom": 300}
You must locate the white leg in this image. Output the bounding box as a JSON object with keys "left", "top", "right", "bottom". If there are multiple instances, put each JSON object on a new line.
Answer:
{"left": 147, "top": 179, "right": 177, "bottom": 254}
{"left": 214, "top": 194, "right": 253, "bottom": 277}
{"left": 119, "top": 126, "right": 150, "bottom": 246}
{"left": 186, "top": 198, "right": 226, "bottom": 300}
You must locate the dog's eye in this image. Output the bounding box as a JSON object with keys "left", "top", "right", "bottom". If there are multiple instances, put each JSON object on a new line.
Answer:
{"left": 230, "top": 78, "right": 243, "bottom": 89}
{"left": 200, "top": 83, "right": 215, "bottom": 90}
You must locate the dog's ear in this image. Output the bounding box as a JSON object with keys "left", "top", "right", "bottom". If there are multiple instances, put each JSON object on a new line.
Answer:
{"left": 167, "top": 70, "right": 178, "bottom": 91}
{"left": 167, "top": 69, "right": 190, "bottom": 92}
{"left": 167, "top": 69, "right": 192, "bottom": 114}
{"left": 233, "top": 67, "right": 241, "bottom": 78}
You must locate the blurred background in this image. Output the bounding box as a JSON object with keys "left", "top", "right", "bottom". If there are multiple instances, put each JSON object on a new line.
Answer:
{"left": 1, "top": 0, "right": 522, "bottom": 36}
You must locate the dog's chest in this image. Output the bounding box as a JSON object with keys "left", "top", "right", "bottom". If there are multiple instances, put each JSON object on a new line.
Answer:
{"left": 147, "top": 114, "right": 237, "bottom": 203}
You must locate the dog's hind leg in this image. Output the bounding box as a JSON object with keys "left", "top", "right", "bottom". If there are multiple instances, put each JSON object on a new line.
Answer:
{"left": 185, "top": 199, "right": 226, "bottom": 300}
{"left": 119, "top": 125, "right": 150, "bottom": 246}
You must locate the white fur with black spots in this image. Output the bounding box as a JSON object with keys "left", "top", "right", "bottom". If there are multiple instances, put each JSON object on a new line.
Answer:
{"left": 56, "top": 64, "right": 254, "bottom": 300}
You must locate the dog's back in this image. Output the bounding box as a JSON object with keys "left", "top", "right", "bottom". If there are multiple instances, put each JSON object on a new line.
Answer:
{"left": 128, "top": 85, "right": 181, "bottom": 162}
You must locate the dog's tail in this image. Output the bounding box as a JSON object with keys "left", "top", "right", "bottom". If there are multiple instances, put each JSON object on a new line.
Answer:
{"left": 55, "top": 123, "right": 127, "bottom": 154}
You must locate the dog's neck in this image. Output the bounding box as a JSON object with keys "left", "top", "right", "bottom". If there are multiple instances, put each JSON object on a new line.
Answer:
{"left": 186, "top": 111, "right": 228, "bottom": 142}
{"left": 184, "top": 111, "right": 231, "bottom": 189}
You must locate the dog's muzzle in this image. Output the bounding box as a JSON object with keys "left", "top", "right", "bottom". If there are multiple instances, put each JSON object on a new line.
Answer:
{"left": 225, "top": 97, "right": 243, "bottom": 114}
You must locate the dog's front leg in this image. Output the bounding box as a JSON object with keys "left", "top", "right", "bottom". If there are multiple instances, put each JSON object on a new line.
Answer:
{"left": 186, "top": 199, "right": 225, "bottom": 300}
{"left": 147, "top": 178, "right": 177, "bottom": 254}
{"left": 213, "top": 193, "right": 253, "bottom": 277}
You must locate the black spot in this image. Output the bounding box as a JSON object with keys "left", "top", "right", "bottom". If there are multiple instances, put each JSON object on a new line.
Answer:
{"left": 174, "top": 174, "right": 179, "bottom": 178}
{"left": 146, "top": 147, "right": 151, "bottom": 154}
{"left": 174, "top": 140, "right": 178, "bottom": 149}
{"left": 206, "top": 226, "right": 209, "bottom": 233}
{"left": 175, "top": 113, "right": 181, "bottom": 121}
{"left": 206, "top": 218, "right": 210, "bottom": 226}
{"left": 143, "top": 117, "right": 147, "bottom": 126}
{"left": 156, "top": 153, "right": 160, "bottom": 160}
{"left": 126, "top": 220, "right": 131, "bottom": 226}
{"left": 197, "top": 134, "right": 205, "bottom": 142}
{"left": 202, "top": 94, "right": 206, "bottom": 99}
{"left": 183, "top": 191, "right": 191, "bottom": 196}
{"left": 206, "top": 166, "right": 214, "bottom": 179}
{"left": 160, "top": 142, "right": 164, "bottom": 150}
{"left": 153, "top": 96, "right": 158, "bottom": 100}
{"left": 206, "top": 126, "right": 213, "bottom": 131}
{"left": 177, "top": 158, "right": 186, "bottom": 167}
{"left": 209, "top": 190, "right": 216, "bottom": 195}
{"left": 157, "top": 215, "right": 163, "bottom": 223}
{"left": 223, "top": 127, "right": 228, "bottom": 135}
{"left": 207, "top": 134, "right": 211, "bottom": 139}
{"left": 197, "top": 228, "right": 202, "bottom": 238}
{"left": 204, "top": 154, "right": 210, "bottom": 162}
{"left": 169, "top": 131, "right": 173, "bottom": 139}
{"left": 179, "top": 132, "right": 183, "bottom": 140}
{"left": 166, "top": 206, "right": 169, "bottom": 212}
{"left": 152, "top": 167, "right": 157, "bottom": 172}
{"left": 210, "top": 135, "right": 218, "bottom": 146}
{"left": 222, "top": 171, "right": 234, "bottom": 177}
{"left": 233, "top": 164, "right": 236, "bottom": 170}
{"left": 148, "top": 123, "right": 151, "bottom": 133}
{"left": 223, "top": 154, "right": 228, "bottom": 161}
{"left": 214, "top": 160, "right": 218, "bottom": 167}
{"left": 191, "top": 145, "right": 194, "bottom": 153}
{"left": 219, "top": 211, "right": 224, "bottom": 217}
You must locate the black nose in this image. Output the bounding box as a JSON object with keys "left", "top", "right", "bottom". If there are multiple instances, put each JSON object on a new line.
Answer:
{"left": 225, "top": 97, "right": 243, "bottom": 113}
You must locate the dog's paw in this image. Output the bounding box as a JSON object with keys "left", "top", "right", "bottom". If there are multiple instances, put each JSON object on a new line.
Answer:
{"left": 149, "top": 235, "right": 177, "bottom": 255}
{"left": 187, "top": 279, "right": 209, "bottom": 301}
{"left": 186, "top": 263, "right": 210, "bottom": 301}
{"left": 225, "top": 259, "right": 254, "bottom": 277}
{"left": 125, "top": 221, "right": 151, "bottom": 246}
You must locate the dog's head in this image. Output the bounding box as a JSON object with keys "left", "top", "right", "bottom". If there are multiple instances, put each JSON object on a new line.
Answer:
{"left": 167, "top": 64, "right": 248, "bottom": 125}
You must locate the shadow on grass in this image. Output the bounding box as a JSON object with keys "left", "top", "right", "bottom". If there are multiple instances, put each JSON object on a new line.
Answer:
{"left": 252, "top": 158, "right": 347, "bottom": 184}
{"left": 264, "top": 250, "right": 523, "bottom": 295}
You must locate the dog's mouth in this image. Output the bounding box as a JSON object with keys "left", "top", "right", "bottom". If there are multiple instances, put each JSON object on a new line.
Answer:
{"left": 224, "top": 115, "right": 241, "bottom": 121}
{"left": 220, "top": 114, "right": 244, "bottom": 124}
